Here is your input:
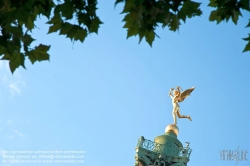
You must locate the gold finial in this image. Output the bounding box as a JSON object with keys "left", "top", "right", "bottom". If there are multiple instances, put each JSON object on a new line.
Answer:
{"left": 165, "top": 124, "right": 179, "bottom": 136}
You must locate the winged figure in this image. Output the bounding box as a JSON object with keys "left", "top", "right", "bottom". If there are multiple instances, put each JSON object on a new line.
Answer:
{"left": 169, "top": 86, "right": 195, "bottom": 124}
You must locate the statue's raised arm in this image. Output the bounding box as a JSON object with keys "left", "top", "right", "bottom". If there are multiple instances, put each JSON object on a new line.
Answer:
{"left": 169, "top": 86, "right": 195, "bottom": 125}
{"left": 168, "top": 88, "right": 174, "bottom": 99}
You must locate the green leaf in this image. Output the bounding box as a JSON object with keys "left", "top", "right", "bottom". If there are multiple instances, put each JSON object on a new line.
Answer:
{"left": 231, "top": 10, "right": 238, "bottom": 25}
{"left": 155, "top": 12, "right": 168, "bottom": 24}
{"left": 242, "top": 34, "right": 250, "bottom": 52}
{"left": 122, "top": 13, "right": 136, "bottom": 26}
{"left": 59, "top": 22, "right": 73, "bottom": 35}
{"left": 122, "top": 1, "right": 135, "bottom": 13}
{"left": 169, "top": 15, "right": 179, "bottom": 31}
{"left": 6, "top": 42, "right": 20, "bottom": 54}
{"left": 75, "top": 28, "right": 87, "bottom": 42}
{"left": 66, "top": 26, "right": 79, "bottom": 40}
{"left": 243, "top": 42, "right": 250, "bottom": 52}
{"left": 27, "top": 16, "right": 35, "bottom": 30}
{"left": 242, "top": 34, "right": 250, "bottom": 41}
{"left": 78, "top": 13, "right": 91, "bottom": 25}
{"left": 7, "top": 26, "right": 23, "bottom": 38}
{"left": 163, "top": 12, "right": 172, "bottom": 27}
{"left": 47, "top": 14, "right": 61, "bottom": 24}
{"left": 89, "top": 17, "right": 103, "bottom": 34}
{"left": 1, "top": 53, "right": 12, "bottom": 60}
{"left": 48, "top": 22, "right": 61, "bottom": 34}
{"left": 245, "top": 19, "right": 250, "bottom": 27}
{"left": 44, "top": 0, "right": 55, "bottom": 18}
{"left": 216, "top": 0, "right": 227, "bottom": 7}
{"left": 239, "top": 0, "right": 250, "bottom": 11}
{"left": 16, "top": 9, "right": 30, "bottom": 24}
{"left": 209, "top": 10, "right": 222, "bottom": 24}
{"left": 37, "top": 4, "right": 45, "bottom": 14}
{"left": 59, "top": 2, "right": 74, "bottom": 20}
{"left": 36, "top": 0, "right": 46, "bottom": 5}
{"left": 208, "top": 0, "right": 218, "bottom": 7}
{"left": 35, "top": 44, "right": 50, "bottom": 52}
{"left": 209, "top": 10, "right": 217, "bottom": 21}
{"left": 0, "top": 45, "right": 7, "bottom": 55}
{"left": 126, "top": 22, "right": 139, "bottom": 38}
{"left": 180, "top": 0, "right": 202, "bottom": 18}
{"left": 115, "top": 0, "right": 124, "bottom": 6}
{"left": 22, "top": 34, "right": 35, "bottom": 47}
{"left": 178, "top": 10, "right": 187, "bottom": 22}
{"left": 225, "top": 15, "right": 230, "bottom": 22}
{"left": 145, "top": 30, "right": 155, "bottom": 47}
{"left": 62, "top": 25, "right": 88, "bottom": 42}
{"left": 27, "top": 44, "right": 50, "bottom": 64}
{"left": 138, "top": 28, "right": 145, "bottom": 43}
{"left": 9, "top": 52, "right": 26, "bottom": 73}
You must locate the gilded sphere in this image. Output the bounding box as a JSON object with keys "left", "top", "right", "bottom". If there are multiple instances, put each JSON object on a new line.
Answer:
{"left": 165, "top": 124, "right": 179, "bottom": 136}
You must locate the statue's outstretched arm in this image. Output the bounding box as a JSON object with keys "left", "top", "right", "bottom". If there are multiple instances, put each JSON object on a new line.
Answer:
{"left": 169, "top": 88, "right": 174, "bottom": 99}
{"left": 177, "top": 86, "right": 183, "bottom": 92}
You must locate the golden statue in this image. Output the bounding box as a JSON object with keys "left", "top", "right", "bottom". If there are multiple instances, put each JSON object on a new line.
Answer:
{"left": 169, "top": 86, "right": 195, "bottom": 124}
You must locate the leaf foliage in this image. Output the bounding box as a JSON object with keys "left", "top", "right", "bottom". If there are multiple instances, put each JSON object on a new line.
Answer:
{"left": 116, "top": 0, "right": 202, "bottom": 46}
{"left": 0, "top": 0, "right": 102, "bottom": 73}
{"left": 208, "top": 0, "right": 250, "bottom": 52}
{"left": 243, "top": 20, "right": 250, "bottom": 52}
{"left": 0, "top": 0, "right": 250, "bottom": 73}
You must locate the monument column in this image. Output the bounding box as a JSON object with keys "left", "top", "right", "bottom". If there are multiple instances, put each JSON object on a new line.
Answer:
{"left": 134, "top": 86, "right": 195, "bottom": 166}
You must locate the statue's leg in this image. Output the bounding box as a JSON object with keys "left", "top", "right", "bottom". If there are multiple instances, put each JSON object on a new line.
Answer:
{"left": 176, "top": 110, "right": 192, "bottom": 121}
{"left": 172, "top": 110, "right": 177, "bottom": 124}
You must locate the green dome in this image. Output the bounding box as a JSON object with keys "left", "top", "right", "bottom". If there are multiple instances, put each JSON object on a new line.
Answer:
{"left": 153, "top": 124, "right": 183, "bottom": 156}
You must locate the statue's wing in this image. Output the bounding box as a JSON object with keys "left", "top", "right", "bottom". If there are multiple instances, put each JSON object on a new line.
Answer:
{"left": 178, "top": 86, "right": 195, "bottom": 102}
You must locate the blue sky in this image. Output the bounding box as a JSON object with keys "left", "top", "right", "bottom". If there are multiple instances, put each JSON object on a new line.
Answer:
{"left": 0, "top": 1, "right": 250, "bottom": 166}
